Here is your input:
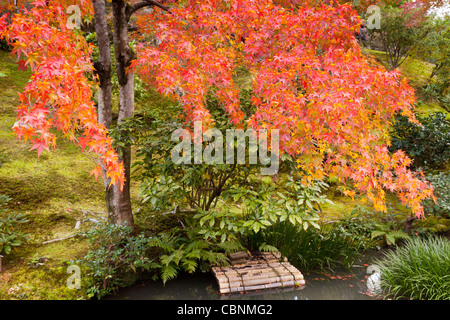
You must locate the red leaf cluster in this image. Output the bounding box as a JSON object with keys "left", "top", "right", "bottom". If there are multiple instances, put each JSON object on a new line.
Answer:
{"left": 132, "top": 0, "right": 434, "bottom": 216}
{"left": 0, "top": 1, "right": 124, "bottom": 189}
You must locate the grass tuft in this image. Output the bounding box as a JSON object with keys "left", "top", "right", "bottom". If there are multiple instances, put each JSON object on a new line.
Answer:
{"left": 375, "top": 236, "right": 450, "bottom": 300}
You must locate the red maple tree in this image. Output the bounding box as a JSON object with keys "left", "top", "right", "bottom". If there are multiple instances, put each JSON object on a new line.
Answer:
{"left": 0, "top": 0, "right": 436, "bottom": 227}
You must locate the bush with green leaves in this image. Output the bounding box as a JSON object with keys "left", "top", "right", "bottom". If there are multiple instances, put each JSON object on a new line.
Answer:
{"left": 423, "top": 171, "right": 450, "bottom": 218}
{"left": 375, "top": 236, "right": 450, "bottom": 300}
{"left": 423, "top": 84, "right": 450, "bottom": 112}
{"left": 339, "top": 206, "right": 417, "bottom": 248}
{"left": 149, "top": 221, "right": 240, "bottom": 284}
{"left": 75, "top": 222, "right": 158, "bottom": 299}
{"left": 76, "top": 220, "right": 238, "bottom": 298}
{"left": 338, "top": 206, "right": 380, "bottom": 248}
{"left": 0, "top": 195, "right": 29, "bottom": 255}
{"left": 189, "top": 176, "right": 357, "bottom": 272}
{"left": 389, "top": 112, "right": 450, "bottom": 169}
{"left": 136, "top": 121, "right": 253, "bottom": 212}
{"left": 191, "top": 175, "right": 331, "bottom": 247}
{"left": 132, "top": 100, "right": 273, "bottom": 214}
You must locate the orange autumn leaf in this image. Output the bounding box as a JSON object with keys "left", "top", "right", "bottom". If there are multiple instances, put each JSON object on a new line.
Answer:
{"left": 0, "top": 0, "right": 124, "bottom": 188}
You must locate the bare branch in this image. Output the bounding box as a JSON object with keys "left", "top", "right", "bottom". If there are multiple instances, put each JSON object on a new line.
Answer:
{"left": 127, "top": 0, "right": 170, "bottom": 21}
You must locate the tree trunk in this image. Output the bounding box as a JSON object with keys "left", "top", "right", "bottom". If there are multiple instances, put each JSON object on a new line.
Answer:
{"left": 107, "top": 0, "right": 136, "bottom": 229}
{"left": 93, "top": 0, "right": 112, "bottom": 128}
{"left": 426, "top": 63, "right": 442, "bottom": 85}
{"left": 404, "top": 215, "right": 417, "bottom": 235}
{"left": 93, "top": 0, "right": 135, "bottom": 230}
{"left": 92, "top": 0, "right": 170, "bottom": 230}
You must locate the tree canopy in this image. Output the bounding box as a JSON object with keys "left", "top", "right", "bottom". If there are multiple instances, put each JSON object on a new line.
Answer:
{"left": 0, "top": 0, "right": 436, "bottom": 218}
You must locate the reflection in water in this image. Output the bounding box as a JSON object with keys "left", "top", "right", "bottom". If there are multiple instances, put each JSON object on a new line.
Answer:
{"left": 105, "top": 266, "right": 380, "bottom": 300}
{"left": 366, "top": 265, "right": 382, "bottom": 296}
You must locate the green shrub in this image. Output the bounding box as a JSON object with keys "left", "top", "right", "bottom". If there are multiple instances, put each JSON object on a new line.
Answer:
{"left": 247, "top": 220, "right": 365, "bottom": 272}
{"left": 338, "top": 206, "right": 379, "bottom": 246}
{"left": 339, "top": 206, "right": 412, "bottom": 248}
{"left": 0, "top": 195, "right": 29, "bottom": 255}
{"left": 132, "top": 103, "right": 263, "bottom": 213}
{"left": 77, "top": 221, "right": 236, "bottom": 299}
{"left": 423, "top": 84, "right": 450, "bottom": 112}
{"left": 375, "top": 236, "right": 450, "bottom": 300}
{"left": 389, "top": 112, "right": 450, "bottom": 169}
{"left": 75, "top": 222, "right": 159, "bottom": 299}
{"left": 423, "top": 171, "right": 450, "bottom": 218}
{"left": 149, "top": 223, "right": 236, "bottom": 284}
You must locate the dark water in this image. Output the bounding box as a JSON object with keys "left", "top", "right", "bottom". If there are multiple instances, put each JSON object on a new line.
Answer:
{"left": 105, "top": 251, "right": 384, "bottom": 301}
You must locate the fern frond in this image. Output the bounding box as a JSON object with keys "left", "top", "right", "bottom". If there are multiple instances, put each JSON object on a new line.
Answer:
{"left": 258, "top": 242, "right": 280, "bottom": 253}
{"left": 147, "top": 234, "right": 176, "bottom": 252}
{"left": 371, "top": 230, "right": 387, "bottom": 239}
{"left": 217, "top": 240, "right": 245, "bottom": 253}
{"left": 161, "top": 264, "right": 178, "bottom": 284}
{"left": 386, "top": 231, "right": 409, "bottom": 245}
{"left": 184, "top": 249, "right": 201, "bottom": 260}
{"left": 181, "top": 258, "right": 198, "bottom": 273}
{"left": 160, "top": 249, "right": 184, "bottom": 266}
{"left": 184, "top": 239, "right": 209, "bottom": 252}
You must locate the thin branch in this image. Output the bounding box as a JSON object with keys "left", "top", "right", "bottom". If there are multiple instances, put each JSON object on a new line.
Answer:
{"left": 42, "top": 234, "right": 78, "bottom": 244}
{"left": 127, "top": 0, "right": 170, "bottom": 21}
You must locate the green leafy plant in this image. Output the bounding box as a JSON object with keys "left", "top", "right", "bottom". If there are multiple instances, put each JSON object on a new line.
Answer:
{"left": 368, "top": 212, "right": 410, "bottom": 246}
{"left": 389, "top": 112, "right": 450, "bottom": 169}
{"left": 275, "top": 176, "right": 331, "bottom": 231}
{"left": 423, "top": 171, "right": 450, "bottom": 218}
{"left": 192, "top": 176, "right": 359, "bottom": 272}
{"left": 371, "top": 225, "right": 409, "bottom": 246}
{"left": 192, "top": 176, "right": 330, "bottom": 246}
{"left": 340, "top": 205, "right": 410, "bottom": 247}
{"left": 77, "top": 219, "right": 238, "bottom": 298}
{"left": 337, "top": 205, "right": 380, "bottom": 249}
{"left": 247, "top": 220, "right": 364, "bottom": 272}
{"left": 28, "top": 254, "right": 51, "bottom": 268}
{"left": 75, "top": 222, "right": 160, "bottom": 299}
{"left": 134, "top": 100, "right": 261, "bottom": 214}
{"left": 375, "top": 236, "right": 450, "bottom": 300}
{"left": 0, "top": 195, "right": 29, "bottom": 255}
{"left": 149, "top": 224, "right": 237, "bottom": 284}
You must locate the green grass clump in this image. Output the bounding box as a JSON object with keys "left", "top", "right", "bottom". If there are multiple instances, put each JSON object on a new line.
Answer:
{"left": 247, "top": 221, "right": 366, "bottom": 272}
{"left": 375, "top": 236, "right": 450, "bottom": 300}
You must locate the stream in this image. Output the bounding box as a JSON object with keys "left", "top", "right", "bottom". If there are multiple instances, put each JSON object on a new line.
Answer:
{"left": 105, "top": 250, "right": 385, "bottom": 300}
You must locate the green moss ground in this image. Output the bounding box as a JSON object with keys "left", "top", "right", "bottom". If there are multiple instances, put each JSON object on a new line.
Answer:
{"left": 0, "top": 50, "right": 104, "bottom": 299}
{"left": 0, "top": 49, "right": 154, "bottom": 299}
